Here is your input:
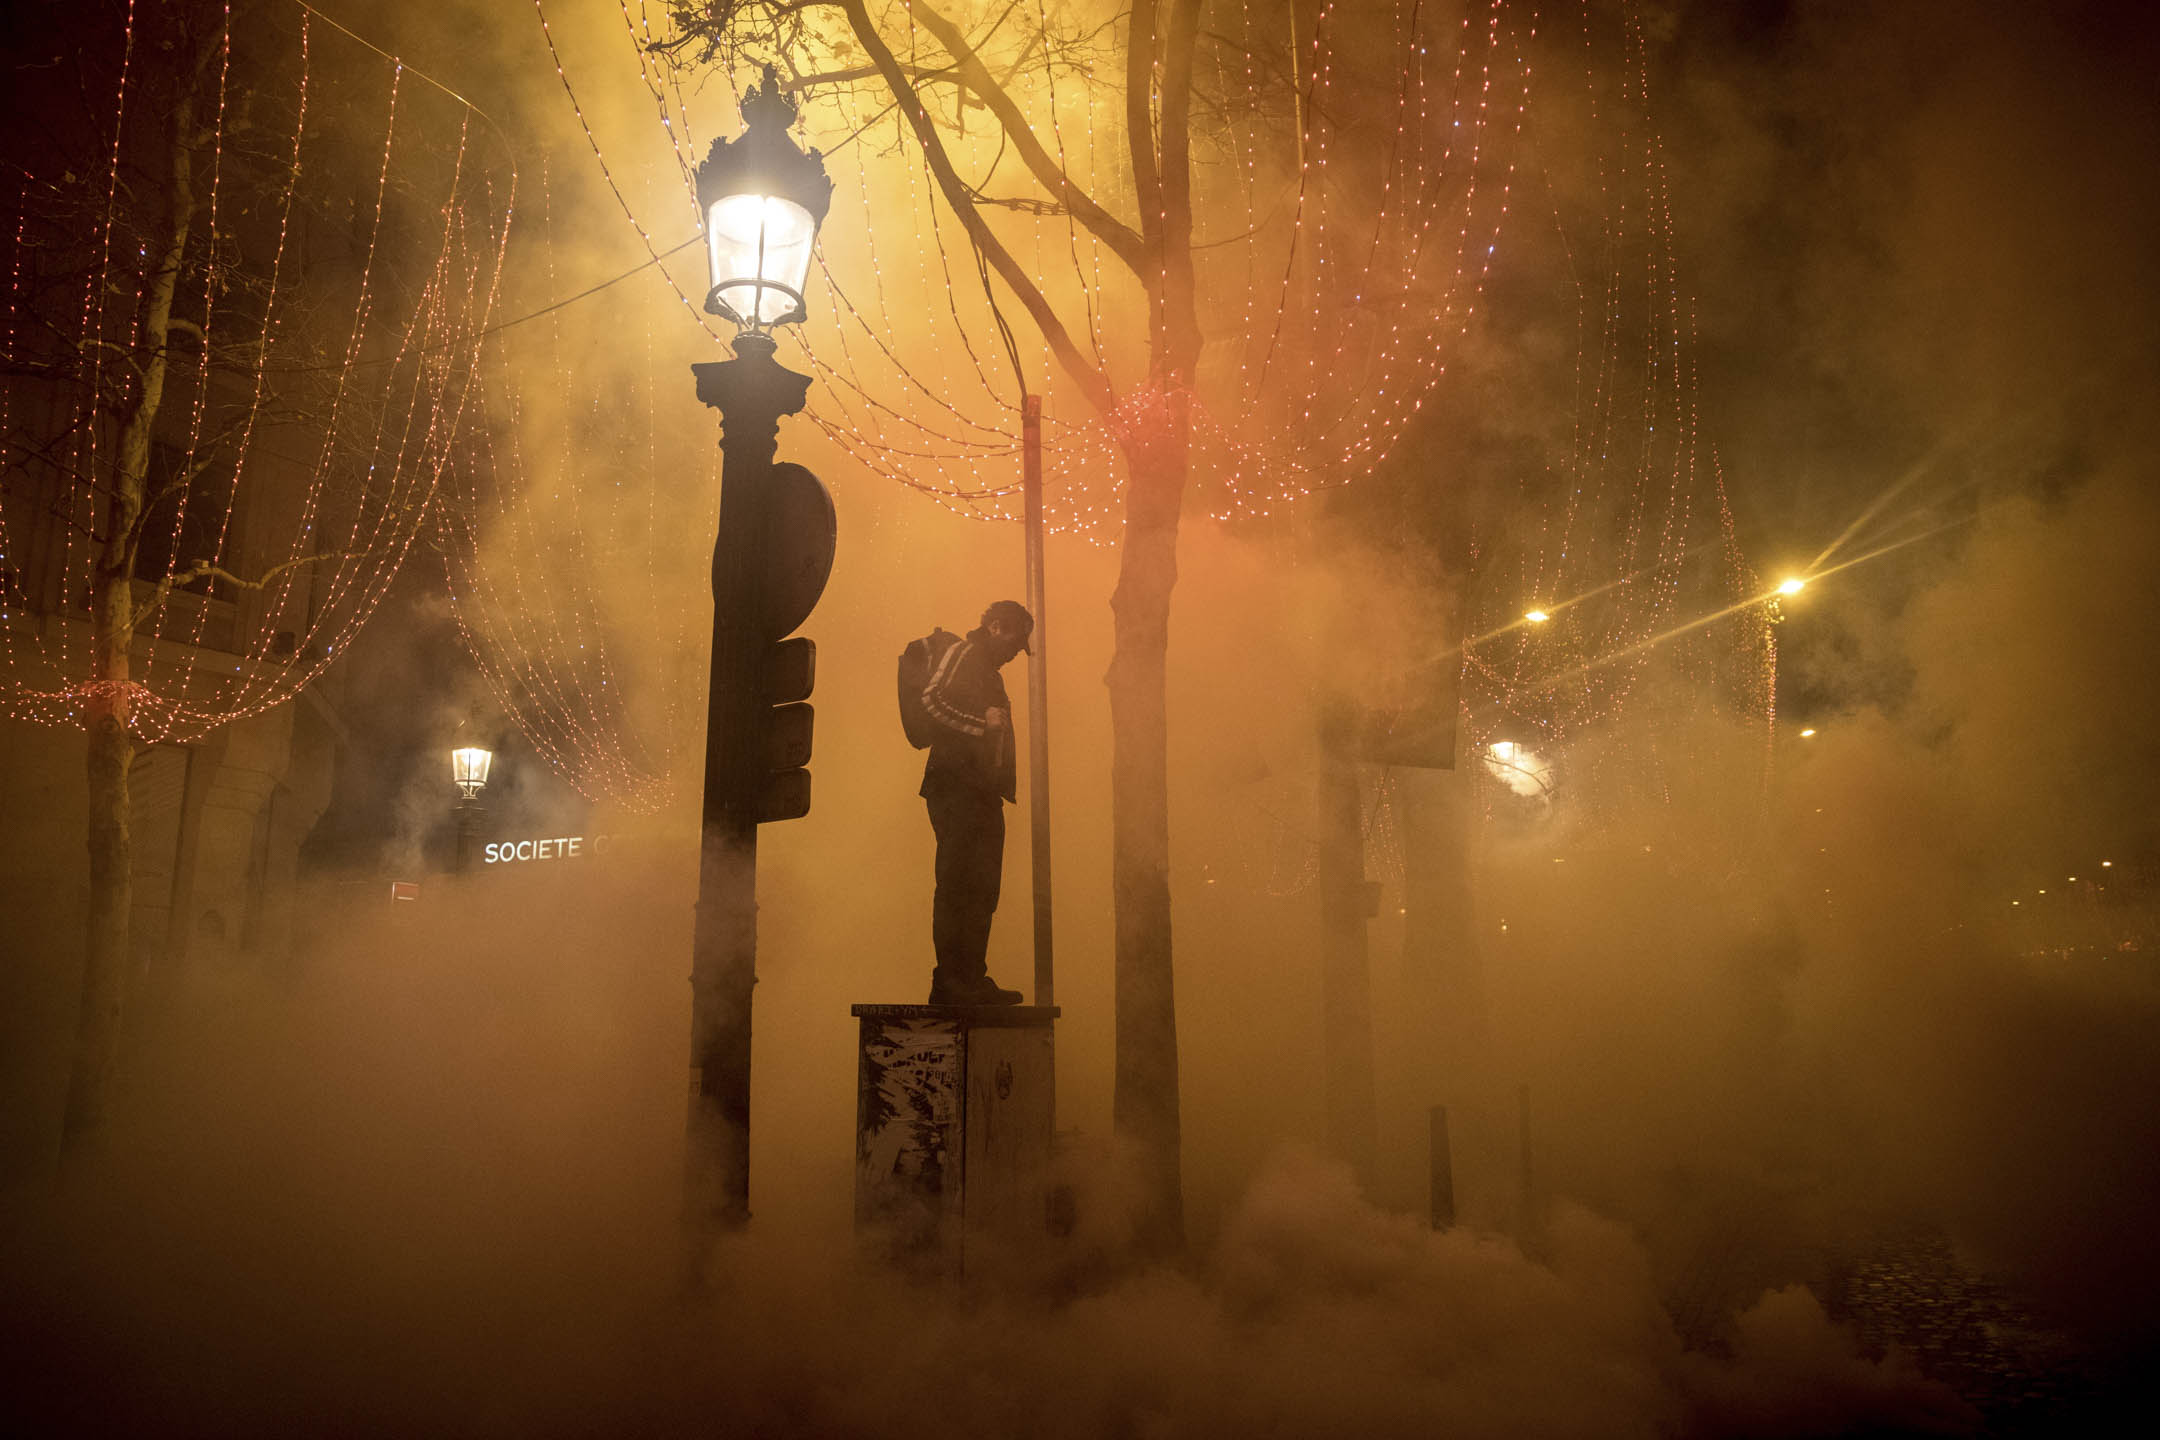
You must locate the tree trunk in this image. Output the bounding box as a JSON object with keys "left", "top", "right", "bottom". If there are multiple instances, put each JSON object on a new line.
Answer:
{"left": 832, "top": 0, "right": 1206, "bottom": 1248}
{"left": 1317, "top": 714, "right": 1378, "bottom": 1190}
{"left": 1105, "top": 0, "right": 1202, "bottom": 1251}
{"left": 61, "top": 82, "right": 198, "bottom": 1148}
{"left": 67, "top": 631, "right": 135, "bottom": 1145}
{"left": 1106, "top": 387, "right": 1190, "bottom": 1252}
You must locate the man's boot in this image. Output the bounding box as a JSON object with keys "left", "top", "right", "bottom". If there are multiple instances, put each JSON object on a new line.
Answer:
{"left": 928, "top": 971, "right": 1024, "bottom": 1006}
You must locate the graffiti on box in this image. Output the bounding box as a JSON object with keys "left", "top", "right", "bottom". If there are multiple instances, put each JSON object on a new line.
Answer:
{"left": 855, "top": 1017, "right": 962, "bottom": 1251}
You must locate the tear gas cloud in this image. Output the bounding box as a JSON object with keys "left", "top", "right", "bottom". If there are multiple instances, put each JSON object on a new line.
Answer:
{"left": 24, "top": 478, "right": 2155, "bottom": 1437}
{"left": 5, "top": 0, "right": 2159, "bottom": 1435}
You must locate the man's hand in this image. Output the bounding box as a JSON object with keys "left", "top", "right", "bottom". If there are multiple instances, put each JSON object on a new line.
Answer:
{"left": 985, "top": 707, "right": 1008, "bottom": 730}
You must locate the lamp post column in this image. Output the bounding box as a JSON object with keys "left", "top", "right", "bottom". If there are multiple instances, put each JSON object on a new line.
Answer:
{"left": 453, "top": 799, "right": 482, "bottom": 873}
{"left": 448, "top": 746, "right": 492, "bottom": 874}
{"left": 685, "top": 331, "right": 812, "bottom": 1232}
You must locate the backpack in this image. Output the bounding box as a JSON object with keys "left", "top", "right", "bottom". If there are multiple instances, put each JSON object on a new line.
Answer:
{"left": 897, "top": 628, "right": 960, "bottom": 749}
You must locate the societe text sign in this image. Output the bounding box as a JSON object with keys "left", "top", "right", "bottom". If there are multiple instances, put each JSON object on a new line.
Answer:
{"left": 482, "top": 835, "right": 607, "bottom": 864}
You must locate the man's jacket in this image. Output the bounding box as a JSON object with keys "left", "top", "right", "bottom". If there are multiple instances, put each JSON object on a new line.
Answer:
{"left": 919, "top": 626, "right": 1016, "bottom": 802}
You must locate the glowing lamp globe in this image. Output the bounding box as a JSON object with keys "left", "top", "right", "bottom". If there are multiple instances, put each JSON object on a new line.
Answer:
{"left": 696, "top": 65, "right": 834, "bottom": 331}
{"left": 451, "top": 745, "right": 493, "bottom": 800}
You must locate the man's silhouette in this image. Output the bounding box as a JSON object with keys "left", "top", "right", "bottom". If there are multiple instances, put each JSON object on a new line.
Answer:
{"left": 918, "top": 600, "right": 1033, "bottom": 1005}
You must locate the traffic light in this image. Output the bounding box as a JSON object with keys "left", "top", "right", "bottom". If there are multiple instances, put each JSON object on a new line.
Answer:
{"left": 703, "top": 458, "right": 832, "bottom": 827}
{"left": 756, "top": 635, "right": 815, "bottom": 822}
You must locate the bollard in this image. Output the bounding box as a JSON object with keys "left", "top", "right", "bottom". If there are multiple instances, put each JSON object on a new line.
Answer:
{"left": 1517, "top": 1081, "right": 1537, "bottom": 1243}
{"left": 1429, "top": 1105, "right": 1456, "bottom": 1230}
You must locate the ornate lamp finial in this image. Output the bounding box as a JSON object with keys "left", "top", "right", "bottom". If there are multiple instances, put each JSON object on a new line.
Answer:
{"left": 741, "top": 62, "right": 798, "bottom": 133}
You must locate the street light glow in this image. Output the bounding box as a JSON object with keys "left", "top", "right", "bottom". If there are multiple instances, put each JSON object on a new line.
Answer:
{"left": 451, "top": 745, "right": 493, "bottom": 800}
{"left": 704, "top": 193, "right": 818, "bottom": 328}
{"left": 1524, "top": 608, "right": 1550, "bottom": 624}
{"left": 1483, "top": 740, "right": 1555, "bottom": 798}
{"left": 1777, "top": 577, "right": 1807, "bottom": 596}
{"left": 1799, "top": 727, "right": 1817, "bottom": 738}
{"left": 694, "top": 66, "right": 834, "bottom": 331}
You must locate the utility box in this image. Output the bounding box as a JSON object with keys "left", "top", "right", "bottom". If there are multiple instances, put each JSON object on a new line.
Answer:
{"left": 851, "top": 1003, "right": 1058, "bottom": 1275}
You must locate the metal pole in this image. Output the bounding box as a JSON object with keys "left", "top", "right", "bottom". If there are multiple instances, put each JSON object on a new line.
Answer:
{"left": 1318, "top": 705, "right": 1378, "bottom": 1188}
{"left": 453, "top": 799, "right": 481, "bottom": 874}
{"left": 1022, "top": 394, "right": 1054, "bottom": 1009}
{"left": 685, "top": 333, "right": 811, "bottom": 1233}
{"left": 1429, "top": 1104, "right": 1455, "bottom": 1230}
{"left": 1517, "top": 1081, "right": 1536, "bottom": 1243}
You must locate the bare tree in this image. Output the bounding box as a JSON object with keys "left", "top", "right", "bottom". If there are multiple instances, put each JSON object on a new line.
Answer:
{"left": 0, "top": 3, "right": 235, "bottom": 1143}
{"left": 656, "top": 0, "right": 1285, "bottom": 1249}
{"left": 2, "top": 0, "right": 507, "bottom": 1145}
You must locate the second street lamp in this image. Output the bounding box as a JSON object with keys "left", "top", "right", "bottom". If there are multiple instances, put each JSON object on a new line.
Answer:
{"left": 685, "top": 66, "right": 837, "bottom": 1237}
{"left": 450, "top": 745, "right": 492, "bottom": 800}
{"left": 450, "top": 744, "right": 492, "bottom": 873}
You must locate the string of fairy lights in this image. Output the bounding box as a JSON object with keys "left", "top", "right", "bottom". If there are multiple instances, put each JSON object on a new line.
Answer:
{"left": 1441, "top": 0, "right": 1776, "bottom": 861}
{"left": 437, "top": 0, "right": 1527, "bottom": 804}
{"left": 433, "top": 157, "right": 706, "bottom": 811}
{"left": 450, "top": 0, "right": 1772, "bottom": 832}
{"left": 501, "top": 0, "right": 1540, "bottom": 529}
{"left": 0, "top": 2, "right": 515, "bottom": 746}
{"left": 0, "top": 0, "right": 1775, "bottom": 839}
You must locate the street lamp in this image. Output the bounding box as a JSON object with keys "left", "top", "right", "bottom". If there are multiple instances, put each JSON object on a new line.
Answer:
{"left": 451, "top": 745, "right": 492, "bottom": 800}
{"left": 450, "top": 744, "right": 492, "bottom": 873}
{"left": 685, "top": 65, "right": 837, "bottom": 1237}
{"left": 696, "top": 67, "right": 831, "bottom": 331}
{"left": 1481, "top": 731, "right": 1555, "bottom": 799}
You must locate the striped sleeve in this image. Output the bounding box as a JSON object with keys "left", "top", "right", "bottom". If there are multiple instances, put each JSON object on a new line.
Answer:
{"left": 921, "top": 637, "right": 987, "bottom": 736}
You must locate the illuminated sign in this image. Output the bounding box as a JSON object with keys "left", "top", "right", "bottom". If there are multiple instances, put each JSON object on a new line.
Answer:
{"left": 482, "top": 835, "right": 608, "bottom": 864}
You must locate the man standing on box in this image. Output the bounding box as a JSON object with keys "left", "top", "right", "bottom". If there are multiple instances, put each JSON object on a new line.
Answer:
{"left": 914, "top": 600, "right": 1033, "bottom": 1006}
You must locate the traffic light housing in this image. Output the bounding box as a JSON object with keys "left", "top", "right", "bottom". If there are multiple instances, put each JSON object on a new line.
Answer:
{"left": 698, "top": 447, "right": 833, "bottom": 829}
{"left": 756, "top": 635, "right": 815, "bottom": 822}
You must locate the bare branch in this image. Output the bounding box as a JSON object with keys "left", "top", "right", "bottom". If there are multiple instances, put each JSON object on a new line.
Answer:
{"left": 1127, "top": 0, "right": 1163, "bottom": 250}
{"left": 76, "top": 337, "right": 145, "bottom": 381}
{"left": 786, "top": 60, "right": 957, "bottom": 90}
{"left": 972, "top": 193, "right": 1068, "bottom": 216}
{"left": 909, "top": 2, "right": 1145, "bottom": 271}
{"left": 838, "top": 0, "right": 1114, "bottom": 413}
{"left": 1155, "top": 0, "right": 1203, "bottom": 377}
{"left": 648, "top": 0, "right": 835, "bottom": 64}
{"left": 130, "top": 549, "right": 367, "bottom": 632}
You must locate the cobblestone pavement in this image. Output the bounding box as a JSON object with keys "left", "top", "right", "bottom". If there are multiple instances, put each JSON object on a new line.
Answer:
{"left": 1816, "top": 1226, "right": 2123, "bottom": 1438}
{"left": 1668, "top": 1213, "right": 2129, "bottom": 1436}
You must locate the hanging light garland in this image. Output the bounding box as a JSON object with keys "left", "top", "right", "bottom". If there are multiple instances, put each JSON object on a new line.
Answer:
{"left": 1, "top": 4, "right": 516, "bottom": 744}
{"left": 463, "top": 0, "right": 1769, "bottom": 824}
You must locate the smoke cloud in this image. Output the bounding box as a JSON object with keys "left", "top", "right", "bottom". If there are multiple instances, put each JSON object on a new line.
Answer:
{"left": 6, "top": 1, "right": 2158, "bottom": 1434}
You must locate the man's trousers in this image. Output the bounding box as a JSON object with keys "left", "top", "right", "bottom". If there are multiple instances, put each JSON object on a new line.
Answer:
{"left": 926, "top": 784, "right": 1005, "bottom": 985}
